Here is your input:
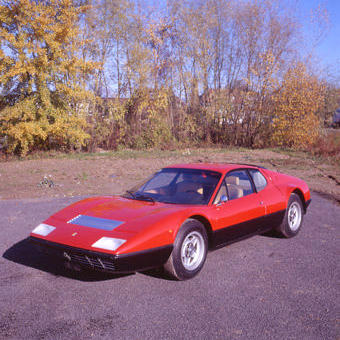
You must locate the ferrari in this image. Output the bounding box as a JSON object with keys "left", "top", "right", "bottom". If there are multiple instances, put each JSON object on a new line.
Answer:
{"left": 30, "top": 163, "right": 311, "bottom": 280}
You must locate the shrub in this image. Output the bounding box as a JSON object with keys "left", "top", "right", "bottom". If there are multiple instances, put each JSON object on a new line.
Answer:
{"left": 308, "top": 130, "right": 340, "bottom": 163}
{"left": 271, "top": 63, "right": 324, "bottom": 149}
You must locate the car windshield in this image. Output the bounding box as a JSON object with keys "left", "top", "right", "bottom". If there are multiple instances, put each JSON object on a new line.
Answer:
{"left": 123, "top": 168, "right": 222, "bottom": 205}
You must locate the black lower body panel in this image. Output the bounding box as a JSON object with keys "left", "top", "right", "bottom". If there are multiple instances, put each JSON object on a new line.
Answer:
{"left": 211, "top": 209, "right": 286, "bottom": 248}
{"left": 30, "top": 236, "right": 173, "bottom": 273}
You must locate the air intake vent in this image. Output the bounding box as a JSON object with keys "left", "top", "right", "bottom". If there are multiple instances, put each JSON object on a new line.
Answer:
{"left": 64, "top": 250, "right": 116, "bottom": 271}
{"left": 68, "top": 215, "right": 124, "bottom": 231}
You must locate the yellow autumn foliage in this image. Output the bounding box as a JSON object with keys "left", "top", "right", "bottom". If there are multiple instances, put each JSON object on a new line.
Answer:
{"left": 126, "top": 87, "right": 174, "bottom": 148}
{"left": 0, "top": 0, "right": 93, "bottom": 155}
{"left": 272, "top": 63, "right": 324, "bottom": 149}
{"left": 0, "top": 0, "right": 332, "bottom": 155}
{"left": 86, "top": 97, "right": 127, "bottom": 151}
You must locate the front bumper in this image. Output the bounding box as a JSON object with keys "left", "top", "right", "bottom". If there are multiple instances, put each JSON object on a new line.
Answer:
{"left": 30, "top": 236, "right": 172, "bottom": 273}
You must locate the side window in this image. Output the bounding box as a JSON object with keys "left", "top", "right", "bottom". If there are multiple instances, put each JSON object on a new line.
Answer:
{"left": 226, "top": 170, "right": 254, "bottom": 200}
{"left": 249, "top": 169, "right": 267, "bottom": 192}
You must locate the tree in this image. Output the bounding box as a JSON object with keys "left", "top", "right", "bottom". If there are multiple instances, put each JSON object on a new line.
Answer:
{"left": 0, "top": 0, "right": 93, "bottom": 155}
{"left": 272, "top": 62, "right": 324, "bottom": 148}
{"left": 317, "top": 80, "right": 340, "bottom": 126}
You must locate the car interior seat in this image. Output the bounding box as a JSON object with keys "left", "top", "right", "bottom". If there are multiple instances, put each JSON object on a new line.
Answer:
{"left": 226, "top": 176, "right": 243, "bottom": 200}
{"left": 176, "top": 181, "right": 203, "bottom": 195}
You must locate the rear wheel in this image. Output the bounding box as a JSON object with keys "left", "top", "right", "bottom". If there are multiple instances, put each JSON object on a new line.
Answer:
{"left": 277, "top": 193, "right": 304, "bottom": 238}
{"left": 164, "top": 219, "right": 208, "bottom": 280}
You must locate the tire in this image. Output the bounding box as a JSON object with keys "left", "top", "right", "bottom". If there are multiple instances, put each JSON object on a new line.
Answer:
{"left": 164, "top": 219, "right": 208, "bottom": 280}
{"left": 277, "top": 193, "right": 304, "bottom": 238}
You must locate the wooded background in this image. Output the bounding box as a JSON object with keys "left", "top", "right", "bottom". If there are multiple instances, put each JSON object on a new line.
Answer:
{"left": 1, "top": 0, "right": 339, "bottom": 156}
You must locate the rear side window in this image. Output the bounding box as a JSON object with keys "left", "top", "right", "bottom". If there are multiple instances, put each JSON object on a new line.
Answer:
{"left": 249, "top": 169, "right": 267, "bottom": 192}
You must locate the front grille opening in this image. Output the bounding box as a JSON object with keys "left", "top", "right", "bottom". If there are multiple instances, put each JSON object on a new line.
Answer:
{"left": 64, "top": 250, "right": 115, "bottom": 272}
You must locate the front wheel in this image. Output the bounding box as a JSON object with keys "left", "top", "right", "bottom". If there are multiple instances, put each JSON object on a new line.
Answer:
{"left": 277, "top": 193, "right": 304, "bottom": 238}
{"left": 164, "top": 219, "right": 208, "bottom": 280}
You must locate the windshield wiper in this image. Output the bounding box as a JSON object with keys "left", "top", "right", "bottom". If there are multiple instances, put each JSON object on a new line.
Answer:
{"left": 134, "top": 193, "right": 155, "bottom": 202}
{"left": 124, "top": 191, "right": 155, "bottom": 203}
{"left": 125, "top": 190, "right": 136, "bottom": 199}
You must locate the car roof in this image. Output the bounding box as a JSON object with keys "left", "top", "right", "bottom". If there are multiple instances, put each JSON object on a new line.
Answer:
{"left": 164, "top": 163, "right": 265, "bottom": 173}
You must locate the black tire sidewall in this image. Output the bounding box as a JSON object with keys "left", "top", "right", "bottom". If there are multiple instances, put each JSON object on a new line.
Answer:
{"left": 171, "top": 219, "right": 208, "bottom": 280}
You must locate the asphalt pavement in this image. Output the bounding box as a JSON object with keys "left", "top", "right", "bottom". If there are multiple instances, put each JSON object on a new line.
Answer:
{"left": 0, "top": 193, "right": 339, "bottom": 340}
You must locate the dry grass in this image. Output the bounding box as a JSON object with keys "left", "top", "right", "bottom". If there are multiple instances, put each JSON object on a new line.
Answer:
{"left": 307, "top": 129, "right": 340, "bottom": 164}
{"left": 0, "top": 147, "right": 339, "bottom": 203}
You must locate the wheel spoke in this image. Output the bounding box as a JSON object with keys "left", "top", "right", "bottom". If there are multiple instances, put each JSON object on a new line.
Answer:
{"left": 180, "top": 231, "right": 205, "bottom": 271}
{"left": 288, "top": 202, "right": 301, "bottom": 231}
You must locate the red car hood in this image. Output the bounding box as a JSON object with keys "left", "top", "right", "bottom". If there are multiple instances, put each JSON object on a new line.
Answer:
{"left": 32, "top": 196, "right": 191, "bottom": 254}
{"left": 52, "top": 196, "right": 176, "bottom": 224}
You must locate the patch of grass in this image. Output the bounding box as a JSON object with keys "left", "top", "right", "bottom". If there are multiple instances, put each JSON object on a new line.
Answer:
{"left": 268, "top": 147, "right": 310, "bottom": 160}
{"left": 75, "top": 172, "right": 88, "bottom": 181}
{"left": 311, "top": 173, "right": 324, "bottom": 178}
{"left": 1, "top": 145, "right": 339, "bottom": 202}
{"left": 1, "top": 145, "right": 337, "bottom": 171}
{"left": 29, "top": 168, "right": 42, "bottom": 174}
{"left": 1, "top": 146, "right": 262, "bottom": 163}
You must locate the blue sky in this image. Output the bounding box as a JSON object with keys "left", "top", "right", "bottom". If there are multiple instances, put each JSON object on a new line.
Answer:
{"left": 297, "top": 0, "right": 340, "bottom": 76}
{"left": 146, "top": 0, "right": 339, "bottom": 79}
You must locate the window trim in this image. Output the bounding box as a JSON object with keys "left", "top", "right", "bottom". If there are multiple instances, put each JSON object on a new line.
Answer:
{"left": 212, "top": 168, "right": 257, "bottom": 204}
{"left": 247, "top": 168, "right": 268, "bottom": 193}
{"left": 136, "top": 167, "right": 223, "bottom": 205}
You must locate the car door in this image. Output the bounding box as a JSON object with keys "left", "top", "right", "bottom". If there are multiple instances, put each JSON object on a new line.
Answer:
{"left": 248, "top": 169, "right": 286, "bottom": 232}
{"left": 210, "top": 169, "right": 266, "bottom": 248}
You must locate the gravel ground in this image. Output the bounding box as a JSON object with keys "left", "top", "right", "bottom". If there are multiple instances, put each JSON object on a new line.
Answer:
{"left": 0, "top": 192, "right": 339, "bottom": 339}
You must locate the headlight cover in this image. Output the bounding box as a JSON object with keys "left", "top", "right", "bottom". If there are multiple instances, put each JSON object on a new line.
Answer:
{"left": 32, "top": 223, "right": 56, "bottom": 236}
{"left": 91, "top": 237, "right": 126, "bottom": 251}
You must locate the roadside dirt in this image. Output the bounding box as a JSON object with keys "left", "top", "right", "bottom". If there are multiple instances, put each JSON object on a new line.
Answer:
{"left": 0, "top": 148, "right": 339, "bottom": 203}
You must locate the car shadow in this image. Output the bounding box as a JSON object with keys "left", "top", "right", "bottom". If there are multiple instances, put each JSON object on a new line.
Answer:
{"left": 2, "top": 238, "right": 133, "bottom": 282}
{"left": 140, "top": 267, "right": 177, "bottom": 281}
{"left": 260, "top": 229, "right": 285, "bottom": 238}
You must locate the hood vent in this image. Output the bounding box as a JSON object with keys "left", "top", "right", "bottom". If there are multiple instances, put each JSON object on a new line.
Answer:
{"left": 68, "top": 215, "right": 124, "bottom": 231}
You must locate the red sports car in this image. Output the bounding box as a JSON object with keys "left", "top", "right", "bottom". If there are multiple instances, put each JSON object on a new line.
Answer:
{"left": 30, "top": 163, "right": 311, "bottom": 280}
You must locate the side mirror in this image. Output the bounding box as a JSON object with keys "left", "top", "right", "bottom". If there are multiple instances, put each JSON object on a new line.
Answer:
{"left": 218, "top": 195, "right": 228, "bottom": 205}
{"left": 220, "top": 195, "right": 228, "bottom": 203}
